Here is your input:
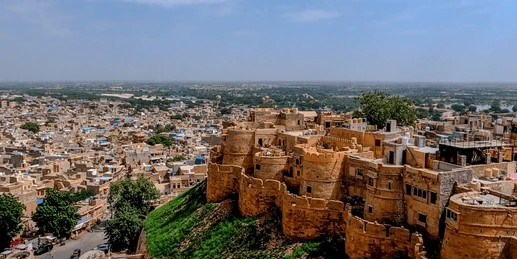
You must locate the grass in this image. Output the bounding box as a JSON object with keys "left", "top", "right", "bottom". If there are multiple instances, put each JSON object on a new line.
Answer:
{"left": 144, "top": 180, "right": 346, "bottom": 259}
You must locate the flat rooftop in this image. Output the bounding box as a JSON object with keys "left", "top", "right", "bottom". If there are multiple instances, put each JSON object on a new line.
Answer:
{"left": 441, "top": 140, "right": 507, "bottom": 149}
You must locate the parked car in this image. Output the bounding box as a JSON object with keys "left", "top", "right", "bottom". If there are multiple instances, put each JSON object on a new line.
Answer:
{"left": 95, "top": 244, "right": 110, "bottom": 254}
{"left": 34, "top": 243, "right": 53, "bottom": 255}
{"left": 70, "top": 248, "right": 81, "bottom": 259}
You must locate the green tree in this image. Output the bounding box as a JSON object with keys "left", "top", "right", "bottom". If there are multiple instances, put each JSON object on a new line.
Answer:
{"left": 108, "top": 177, "right": 159, "bottom": 215}
{"left": 156, "top": 124, "right": 175, "bottom": 133}
{"left": 20, "top": 122, "right": 40, "bottom": 133}
{"left": 167, "top": 155, "right": 186, "bottom": 163}
{"left": 512, "top": 105, "right": 517, "bottom": 113}
{"left": 32, "top": 189, "right": 79, "bottom": 238}
{"left": 106, "top": 178, "right": 159, "bottom": 252}
{"left": 146, "top": 135, "right": 173, "bottom": 147}
{"left": 105, "top": 206, "right": 144, "bottom": 253}
{"left": 468, "top": 105, "right": 477, "bottom": 113}
{"left": 354, "top": 91, "right": 417, "bottom": 128}
{"left": 0, "top": 194, "right": 25, "bottom": 249}
{"left": 69, "top": 190, "right": 94, "bottom": 203}
{"left": 436, "top": 103, "right": 446, "bottom": 109}
{"left": 450, "top": 104, "right": 466, "bottom": 113}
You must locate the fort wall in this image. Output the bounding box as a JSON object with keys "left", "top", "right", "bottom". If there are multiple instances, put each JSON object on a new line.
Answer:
{"left": 345, "top": 209, "right": 426, "bottom": 259}
{"left": 222, "top": 129, "right": 255, "bottom": 172}
{"left": 299, "top": 150, "right": 346, "bottom": 199}
{"left": 253, "top": 153, "right": 288, "bottom": 181}
{"left": 281, "top": 191, "right": 346, "bottom": 240}
{"left": 206, "top": 163, "right": 242, "bottom": 202}
{"left": 238, "top": 174, "right": 284, "bottom": 216}
{"left": 441, "top": 192, "right": 517, "bottom": 258}
{"left": 364, "top": 164, "right": 405, "bottom": 224}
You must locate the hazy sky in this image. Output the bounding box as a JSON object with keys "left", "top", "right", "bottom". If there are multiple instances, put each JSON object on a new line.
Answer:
{"left": 1, "top": 0, "right": 516, "bottom": 82}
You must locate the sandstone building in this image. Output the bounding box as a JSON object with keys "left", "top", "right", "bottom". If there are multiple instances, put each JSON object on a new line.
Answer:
{"left": 207, "top": 108, "right": 517, "bottom": 258}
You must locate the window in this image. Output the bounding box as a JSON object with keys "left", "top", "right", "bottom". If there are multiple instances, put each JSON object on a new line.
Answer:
{"left": 255, "top": 164, "right": 261, "bottom": 170}
{"left": 430, "top": 192, "right": 437, "bottom": 204}
{"left": 368, "top": 205, "right": 373, "bottom": 214}
{"left": 406, "top": 184, "right": 412, "bottom": 195}
{"left": 357, "top": 168, "right": 364, "bottom": 178}
{"left": 446, "top": 209, "right": 458, "bottom": 221}
{"left": 306, "top": 186, "right": 312, "bottom": 193}
{"left": 422, "top": 190, "right": 427, "bottom": 199}
{"left": 295, "top": 158, "right": 300, "bottom": 165}
{"left": 289, "top": 166, "right": 293, "bottom": 175}
{"left": 388, "top": 181, "right": 392, "bottom": 190}
{"left": 258, "top": 138, "right": 263, "bottom": 147}
{"left": 413, "top": 187, "right": 418, "bottom": 196}
{"left": 368, "top": 177, "right": 374, "bottom": 186}
{"left": 297, "top": 170, "right": 301, "bottom": 176}
{"left": 417, "top": 213, "right": 427, "bottom": 224}
{"left": 375, "top": 139, "right": 381, "bottom": 146}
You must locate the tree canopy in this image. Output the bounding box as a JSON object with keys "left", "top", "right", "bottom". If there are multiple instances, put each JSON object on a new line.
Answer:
{"left": 20, "top": 122, "right": 40, "bottom": 133}
{"left": 0, "top": 194, "right": 25, "bottom": 249}
{"left": 106, "top": 177, "right": 159, "bottom": 252}
{"left": 354, "top": 91, "right": 417, "bottom": 128}
{"left": 105, "top": 205, "right": 144, "bottom": 253}
{"left": 146, "top": 135, "right": 173, "bottom": 147}
{"left": 32, "top": 189, "right": 79, "bottom": 238}
{"left": 108, "top": 177, "right": 159, "bottom": 216}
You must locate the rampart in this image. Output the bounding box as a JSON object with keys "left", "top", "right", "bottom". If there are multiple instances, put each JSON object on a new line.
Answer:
{"left": 364, "top": 164, "right": 405, "bottom": 224}
{"left": 345, "top": 212, "right": 426, "bottom": 259}
{"left": 207, "top": 161, "right": 428, "bottom": 258}
{"left": 281, "top": 191, "right": 346, "bottom": 240}
{"left": 206, "top": 163, "right": 242, "bottom": 202}
{"left": 299, "top": 149, "right": 346, "bottom": 199}
{"left": 441, "top": 191, "right": 517, "bottom": 258}
{"left": 238, "top": 173, "right": 284, "bottom": 216}
{"left": 222, "top": 128, "right": 255, "bottom": 172}
{"left": 254, "top": 151, "right": 289, "bottom": 181}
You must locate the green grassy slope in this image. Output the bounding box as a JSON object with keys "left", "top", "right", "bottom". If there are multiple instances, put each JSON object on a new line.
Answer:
{"left": 144, "top": 180, "right": 345, "bottom": 259}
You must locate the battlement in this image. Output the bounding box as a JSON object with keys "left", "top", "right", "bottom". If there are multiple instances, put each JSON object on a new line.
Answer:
{"left": 346, "top": 212, "right": 426, "bottom": 258}
{"left": 240, "top": 173, "right": 283, "bottom": 191}
{"left": 206, "top": 163, "right": 243, "bottom": 202}
{"left": 282, "top": 191, "right": 345, "bottom": 212}
{"left": 303, "top": 149, "right": 347, "bottom": 163}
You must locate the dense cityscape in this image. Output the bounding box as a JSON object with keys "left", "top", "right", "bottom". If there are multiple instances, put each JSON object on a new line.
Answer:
{"left": 0, "top": 82, "right": 515, "bottom": 258}
{"left": 2, "top": 0, "right": 517, "bottom": 258}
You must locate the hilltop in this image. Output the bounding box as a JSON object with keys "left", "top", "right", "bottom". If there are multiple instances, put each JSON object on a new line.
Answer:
{"left": 142, "top": 180, "right": 345, "bottom": 259}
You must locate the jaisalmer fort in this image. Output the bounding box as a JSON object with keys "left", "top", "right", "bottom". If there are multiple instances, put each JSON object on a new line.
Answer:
{"left": 207, "top": 107, "right": 517, "bottom": 258}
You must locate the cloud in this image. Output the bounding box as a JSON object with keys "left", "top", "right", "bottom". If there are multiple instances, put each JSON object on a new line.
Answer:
{"left": 118, "top": 0, "right": 230, "bottom": 7}
{"left": 283, "top": 9, "right": 340, "bottom": 23}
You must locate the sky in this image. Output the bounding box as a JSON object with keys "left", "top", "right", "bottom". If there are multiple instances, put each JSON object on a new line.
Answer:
{"left": 0, "top": 0, "right": 516, "bottom": 82}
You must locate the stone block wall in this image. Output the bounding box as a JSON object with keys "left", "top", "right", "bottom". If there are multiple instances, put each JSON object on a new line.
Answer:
{"left": 206, "top": 163, "right": 242, "bottom": 202}
{"left": 222, "top": 128, "right": 255, "bottom": 172}
{"left": 299, "top": 150, "right": 346, "bottom": 199}
{"left": 441, "top": 192, "right": 517, "bottom": 258}
{"left": 281, "top": 191, "right": 346, "bottom": 240}
{"left": 363, "top": 164, "right": 405, "bottom": 224}
{"left": 253, "top": 153, "right": 288, "bottom": 181}
{"left": 345, "top": 212, "right": 426, "bottom": 259}
{"left": 238, "top": 174, "right": 284, "bottom": 216}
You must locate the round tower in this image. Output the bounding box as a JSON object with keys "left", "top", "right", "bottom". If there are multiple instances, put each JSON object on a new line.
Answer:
{"left": 299, "top": 148, "right": 345, "bottom": 199}
{"left": 253, "top": 151, "right": 288, "bottom": 181}
{"left": 222, "top": 128, "right": 255, "bottom": 173}
{"left": 363, "top": 164, "right": 405, "bottom": 224}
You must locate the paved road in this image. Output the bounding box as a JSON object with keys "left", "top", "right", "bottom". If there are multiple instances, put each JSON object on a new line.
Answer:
{"left": 37, "top": 226, "right": 107, "bottom": 259}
